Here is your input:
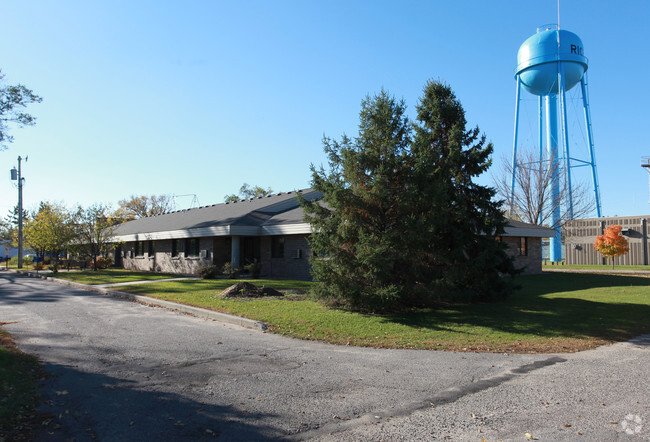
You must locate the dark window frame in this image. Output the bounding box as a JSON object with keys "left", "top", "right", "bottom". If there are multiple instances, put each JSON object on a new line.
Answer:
{"left": 185, "top": 238, "right": 200, "bottom": 257}
{"left": 519, "top": 237, "right": 528, "bottom": 256}
{"left": 171, "top": 239, "right": 179, "bottom": 257}
{"left": 271, "top": 236, "right": 285, "bottom": 258}
{"left": 135, "top": 241, "right": 146, "bottom": 257}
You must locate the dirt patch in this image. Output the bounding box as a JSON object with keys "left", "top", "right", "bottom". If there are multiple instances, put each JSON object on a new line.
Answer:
{"left": 219, "top": 282, "right": 284, "bottom": 298}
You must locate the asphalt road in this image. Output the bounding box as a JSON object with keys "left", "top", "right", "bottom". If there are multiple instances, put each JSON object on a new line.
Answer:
{"left": 1, "top": 271, "right": 648, "bottom": 441}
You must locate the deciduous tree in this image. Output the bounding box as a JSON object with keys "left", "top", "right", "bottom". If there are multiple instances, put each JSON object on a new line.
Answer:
{"left": 0, "top": 70, "right": 42, "bottom": 151}
{"left": 114, "top": 194, "right": 174, "bottom": 222}
{"left": 493, "top": 150, "right": 594, "bottom": 228}
{"left": 72, "top": 203, "right": 119, "bottom": 271}
{"left": 594, "top": 225, "right": 629, "bottom": 269}
{"left": 23, "top": 202, "right": 74, "bottom": 266}
{"left": 224, "top": 183, "right": 273, "bottom": 203}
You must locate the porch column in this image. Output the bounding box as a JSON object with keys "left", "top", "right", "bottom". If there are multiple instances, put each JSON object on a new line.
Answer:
{"left": 231, "top": 236, "right": 240, "bottom": 268}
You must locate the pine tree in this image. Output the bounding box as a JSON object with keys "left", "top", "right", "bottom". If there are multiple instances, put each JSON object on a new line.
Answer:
{"left": 411, "top": 80, "right": 516, "bottom": 301}
{"left": 302, "top": 90, "right": 416, "bottom": 310}
{"left": 302, "top": 81, "right": 516, "bottom": 312}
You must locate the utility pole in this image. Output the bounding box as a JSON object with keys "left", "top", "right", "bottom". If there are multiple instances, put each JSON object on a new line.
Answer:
{"left": 10, "top": 156, "right": 26, "bottom": 269}
{"left": 641, "top": 157, "right": 650, "bottom": 204}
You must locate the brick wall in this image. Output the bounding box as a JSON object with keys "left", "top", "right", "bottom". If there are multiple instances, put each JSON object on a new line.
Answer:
{"left": 120, "top": 234, "right": 542, "bottom": 278}
{"left": 260, "top": 234, "right": 312, "bottom": 280}
{"left": 122, "top": 238, "right": 214, "bottom": 275}
{"left": 502, "top": 236, "right": 542, "bottom": 275}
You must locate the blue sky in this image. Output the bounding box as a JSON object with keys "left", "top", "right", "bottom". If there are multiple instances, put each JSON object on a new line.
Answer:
{"left": 2, "top": 0, "right": 649, "bottom": 218}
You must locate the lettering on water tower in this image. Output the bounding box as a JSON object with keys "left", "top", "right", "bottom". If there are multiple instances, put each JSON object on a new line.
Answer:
{"left": 570, "top": 44, "right": 584, "bottom": 55}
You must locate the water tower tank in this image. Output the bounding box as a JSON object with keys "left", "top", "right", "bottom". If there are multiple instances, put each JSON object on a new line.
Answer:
{"left": 515, "top": 25, "right": 588, "bottom": 96}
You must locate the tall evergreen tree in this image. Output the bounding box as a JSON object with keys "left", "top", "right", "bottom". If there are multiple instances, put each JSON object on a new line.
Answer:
{"left": 302, "top": 81, "right": 516, "bottom": 312}
{"left": 411, "top": 80, "right": 516, "bottom": 301}
{"left": 302, "top": 90, "right": 415, "bottom": 310}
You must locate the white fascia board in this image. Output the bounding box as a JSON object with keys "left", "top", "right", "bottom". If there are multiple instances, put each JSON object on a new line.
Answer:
{"left": 112, "top": 223, "right": 314, "bottom": 242}
{"left": 503, "top": 226, "right": 554, "bottom": 238}
{"left": 112, "top": 225, "right": 232, "bottom": 242}
{"left": 229, "top": 226, "right": 263, "bottom": 236}
{"left": 261, "top": 223, "right": 312, "bottom": 236}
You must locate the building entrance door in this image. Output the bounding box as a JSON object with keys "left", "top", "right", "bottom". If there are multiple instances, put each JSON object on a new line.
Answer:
{"left": 240, "top": 237, "right": 260, "bottom": 266}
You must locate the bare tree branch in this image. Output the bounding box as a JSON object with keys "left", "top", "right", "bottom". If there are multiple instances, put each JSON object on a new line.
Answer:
{"left": 493, "top": 150, "right": 595, "bottom": 229}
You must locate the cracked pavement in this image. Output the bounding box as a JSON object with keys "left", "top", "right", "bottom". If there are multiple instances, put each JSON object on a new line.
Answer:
{"left": 1, "top": 272, "right": 648, "bottom": 440}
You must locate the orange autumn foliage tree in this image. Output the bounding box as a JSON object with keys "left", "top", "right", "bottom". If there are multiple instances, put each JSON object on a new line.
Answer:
{"left": 594, "top": 225, "right": 629, "bottom": 269}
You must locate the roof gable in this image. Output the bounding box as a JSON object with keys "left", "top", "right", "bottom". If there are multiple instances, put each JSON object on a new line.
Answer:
{"left": 112, "top": 190, "right": 321, "bottom": 240}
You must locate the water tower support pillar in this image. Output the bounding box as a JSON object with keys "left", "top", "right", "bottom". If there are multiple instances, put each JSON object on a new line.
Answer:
{"left": 538, "top": 96, "right": 544, "bottom": 224}
{"left": 580, "top": 74, "right": 602, "bottom": 217}
{"left": 559, "top": 66, "right": 574, "bottom": 219}
{"left": 510, "top": 76, "right": 522, "bottom": 214}
{"left": 545, "top": 94, "right": 562, "bottom": 262}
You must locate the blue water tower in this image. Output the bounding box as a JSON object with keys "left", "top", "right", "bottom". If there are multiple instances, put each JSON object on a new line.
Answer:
{"left": 510, "top": 24, "right": 602, "bottom": 262}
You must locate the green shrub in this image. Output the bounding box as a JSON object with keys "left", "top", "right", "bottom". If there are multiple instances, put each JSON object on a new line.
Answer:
{"left": 94, "top": 257, "right": 113, "bottom": 269}
{"left": 48, "top": 264, "right": 59, "bottom": 274}
{"left": 197, "top": 265, "right": 219, "bottom": 279}
{"left": 32, "top": 262, "right": 44, "bottom": 271}
{"left": 244, "top": 260, "right": 261, "bottom": 279}
{"left": 221, "top": 262, "right": 240, "bottom": 279}
{"left": 9, "top": 256, "right": 33, "bottom": 266}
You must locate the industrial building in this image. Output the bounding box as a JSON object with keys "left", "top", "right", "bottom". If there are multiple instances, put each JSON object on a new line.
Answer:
{"left": 564, "top": 215, "right": 650, "bottom": 266}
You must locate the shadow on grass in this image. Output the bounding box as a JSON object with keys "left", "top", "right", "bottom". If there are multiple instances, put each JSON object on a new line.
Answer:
{"left": 385, "top": 273, "right": 650, "bottom": 342}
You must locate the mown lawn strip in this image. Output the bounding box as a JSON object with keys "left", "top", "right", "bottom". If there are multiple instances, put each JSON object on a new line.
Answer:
{"left": 117, "top": 273, "right": 650, "bottom": 353}
{"left": 51, "top": 269, "right": 183, "bottom": 285}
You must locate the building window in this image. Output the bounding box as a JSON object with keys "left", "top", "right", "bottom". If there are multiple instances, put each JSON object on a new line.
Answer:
{"left": 185, "top": 238, "right": 200, "bottom": 257}
{"left": 148, "top": 241, "right": 154, "bottom": 256}
{"left": 272, "top": 237, "right": 285, "bottom": 258}
{"left": 135, "top": 241, "right": 146, "bottom": 257}
{"left": 171, "top": 239, "right": 179, "bottom": 257}
{"left": 518, "top": 237, "right": 528, "bottom": 256}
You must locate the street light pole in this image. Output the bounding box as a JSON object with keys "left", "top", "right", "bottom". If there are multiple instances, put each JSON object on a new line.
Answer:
{"left": 641, "top": 157, "right": 650, "bottom": 204}
{"left": 10, "top": 156, "right": 25, "bottom": 269}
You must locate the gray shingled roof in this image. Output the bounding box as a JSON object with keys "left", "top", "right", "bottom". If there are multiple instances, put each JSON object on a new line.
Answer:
{"left": 113, "top": 189, "right": 321, "bottom": 238}
{"left": 504, "top": 220, "right": 554, "bottom": 237}
{"left": 112, "top": 188, "right": 553, "bottom": 240}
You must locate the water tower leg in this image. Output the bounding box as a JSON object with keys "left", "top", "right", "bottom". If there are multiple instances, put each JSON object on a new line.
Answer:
{"left": 559, "top": 65, "right": 574, "bottom": 219}
{"left": 545, "top": 94, "right": 562, "bottom": 262}
{"left": 510, "top": 77, "right": 522, "bottom": 215}
{"left": 538, "top": 96, "right": 544, "bottom": 224}
{"left": 580, "top": 75, "right": 602, "bottom": 217}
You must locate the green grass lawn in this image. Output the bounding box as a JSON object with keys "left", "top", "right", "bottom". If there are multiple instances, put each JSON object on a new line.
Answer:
{"left": 51, "top": 269, "right": 185, "bottom": 285}
{"left": 543, "top": 263, "right": 650, "bottom": 271}
{"left": 0, "top": 328, "right": 44, "bottom": 439}
{"left": 117, "top": 273, "right": 650, "bottom": 353}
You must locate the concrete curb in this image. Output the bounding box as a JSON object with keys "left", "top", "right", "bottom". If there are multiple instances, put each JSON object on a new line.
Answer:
{"left": 11, "top": 269, "right": 268, "bottom": 331}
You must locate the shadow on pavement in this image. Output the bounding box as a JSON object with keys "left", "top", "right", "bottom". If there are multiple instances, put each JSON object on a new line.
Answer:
{"left": 34, "top": 361, "right": 285, "bottom": 441}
